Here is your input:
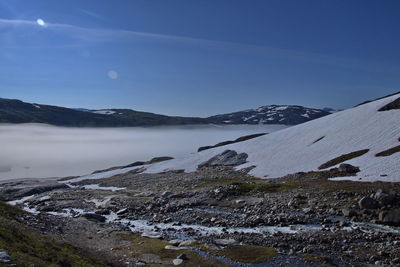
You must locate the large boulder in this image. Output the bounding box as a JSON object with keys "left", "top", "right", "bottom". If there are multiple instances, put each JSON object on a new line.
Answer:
{"left": 373, "top": 189, "right": 396, "bottom": 206}
{"left": 198, "top": 150, "right": 248, "bottom": 168}
{"left": 358, "top": 196, "right": 380, "bottom": 209}
{"left": 338, "top": 164, "right": 360, "bottom": 173}
{"left": 379, "top": 209, "right": 400, "bottom": 225}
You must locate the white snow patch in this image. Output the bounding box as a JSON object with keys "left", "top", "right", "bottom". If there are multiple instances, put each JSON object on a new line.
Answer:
{"left": 82, "top": 184, "right": 126, "bottom": 191}
{"left": 91, "top": 110, "right": 116, "bottom": 115}
{"left": 32, "top": 104, "right": 41, "bottom": 109}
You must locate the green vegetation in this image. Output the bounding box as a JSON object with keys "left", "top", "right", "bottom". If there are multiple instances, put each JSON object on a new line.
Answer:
{"left": 231, "top": 182, "right": 293, "bottom": 194}
{"left": 318, "top": 149, "right": 369, "bottom": 169}
{"left": 217, "top": 245, "right": 277, "bottom": 263}
{"left": 195, "top": 243, "right": 277, "bottom": 264}
{"left": 303, "top": 253, "right": 334, "bottom": 266}
{"left": 118, "top": 233, "right": 226, "bottom": 266}
{"left": 0, "top": 201, "right": 101, "bottom": 267}
{"left": 375, "top": 145, "right": 400, "bottom": 157}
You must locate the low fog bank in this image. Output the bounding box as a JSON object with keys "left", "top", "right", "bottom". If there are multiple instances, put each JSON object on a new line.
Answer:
{"left": 0, "top": 123, "right": 288, "bottom": 180}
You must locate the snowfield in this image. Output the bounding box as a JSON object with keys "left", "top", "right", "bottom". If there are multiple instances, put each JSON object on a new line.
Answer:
{"left": 144, "top": 93, "right": 400, "bottom": 182}
{"left": 73, "top": 93, "right": 400, "bottom": 183}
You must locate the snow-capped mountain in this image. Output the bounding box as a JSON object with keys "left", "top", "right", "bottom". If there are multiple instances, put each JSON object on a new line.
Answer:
{"left": 78, "top": 92, "right": 400, "bottom": 183}
{"left": 207, "top": 105, "right": 330, "bottom": 125}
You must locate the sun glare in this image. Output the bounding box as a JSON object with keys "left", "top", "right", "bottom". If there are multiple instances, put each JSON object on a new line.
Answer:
{"left": 36, "top": 18, "right": 46, "bottom": 27}
{"left": 107, "top": 70, "right": 118, "bottom": 79}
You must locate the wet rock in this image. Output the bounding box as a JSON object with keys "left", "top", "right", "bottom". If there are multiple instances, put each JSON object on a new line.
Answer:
{"left": 82, "top": 213, "right": 106, "bottom": 223}
{"left": 198, "top": 150, "right": 248, "bottom": 168}
{"left": 358, "top": 197, "right": 379, "bottom": 209}
{"left": 0, "top": 250, "right": 11, "bottom": 263}
{"left": 379, "top": 209, "right": 400, "bottom": 225}
{"left": 338, "top": 164, "right": 360, "bottom": 173}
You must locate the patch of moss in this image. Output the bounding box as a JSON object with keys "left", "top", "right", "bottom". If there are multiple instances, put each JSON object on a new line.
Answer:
{"left": 375, "top": 145, "right": 400, "bottom": 157}
{"left": 220, "top": 245, "right": 277, "bottom": 263}
{"left": 318, "top": 149, "right": 369, "bottom": 169}
{"left": 303, "top": 253, "right": 334, "bottom": 266}
{"left": 117, "top": 233, "right": 227, "bottom": 266}
{"left": 196, "top": 244, "right": 277, "bottom": 264}
{"left": 0, "top": 202, "right": 101, "bottom": 266}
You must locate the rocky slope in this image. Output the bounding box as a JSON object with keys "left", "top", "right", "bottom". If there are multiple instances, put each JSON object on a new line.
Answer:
{"left": 0, "top": 97, "right": 328, "bottom": 127}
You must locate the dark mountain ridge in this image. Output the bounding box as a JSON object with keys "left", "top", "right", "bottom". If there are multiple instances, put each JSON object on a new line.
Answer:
{"left": 0, "top": 97, "right": 330, "bottom": 127}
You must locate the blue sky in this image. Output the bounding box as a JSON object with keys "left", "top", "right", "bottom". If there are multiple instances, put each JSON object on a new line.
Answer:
{"left": 0, "top": 0, "right": 399, "bottom": 116}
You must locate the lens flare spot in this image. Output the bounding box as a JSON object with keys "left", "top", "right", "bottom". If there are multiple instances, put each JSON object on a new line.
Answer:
{"left": 107, "top": 70, "right": 118, "bottom": 79}
{"left": 36, "top": 18, "right": 46, "bottom": 27}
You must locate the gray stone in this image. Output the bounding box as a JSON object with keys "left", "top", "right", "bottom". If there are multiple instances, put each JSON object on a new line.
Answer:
{"left": 198, "top": 150, "right": 248, "bottom": 168}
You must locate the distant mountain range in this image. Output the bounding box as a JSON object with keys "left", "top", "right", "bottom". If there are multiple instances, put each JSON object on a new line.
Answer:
{"left": 0, "top": 97, "right": 330, "bottom": 127}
